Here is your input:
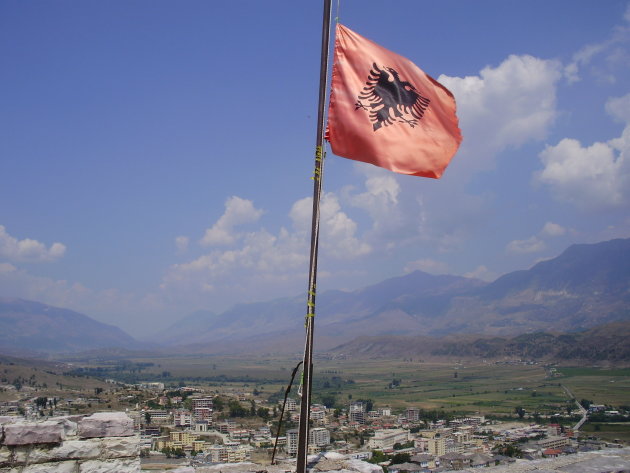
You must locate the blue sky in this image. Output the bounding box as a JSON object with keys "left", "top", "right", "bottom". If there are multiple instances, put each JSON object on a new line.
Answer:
{"left": 1, "top": 1, "right": 629, "bottom": 336}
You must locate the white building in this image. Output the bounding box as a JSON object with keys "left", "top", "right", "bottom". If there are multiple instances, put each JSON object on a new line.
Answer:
{"left": 368, "top": 429, "right": 410, "bottom": 450}
{"left": 309, "top": 427, "right": 330, "bottom": 447}
{"left": 287, "top": 429, "right": 299, "bottom": 456}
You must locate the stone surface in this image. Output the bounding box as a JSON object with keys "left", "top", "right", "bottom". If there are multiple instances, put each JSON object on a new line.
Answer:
{"left": 78, "top": 412, "right": 134, "bottom": 438}
{"left": 27, "top": 439, "right": 101, "bottom": 463}
{"left": 99, "top": 436, "right": 139, "bottom": 459}
{"left": 344, "top": 459, "right": 383, "bottom": 473}
{"left": 12, "top": 460, "right": 78, "bottom": 473}
{"left": 0, "top": 447, "right": 11, "bottom": 465}
{"left": 4, "top": 421, "right": 66, "bottom": 445}
{"left": 79, "top": 457, "right": 140, "bottom": 472}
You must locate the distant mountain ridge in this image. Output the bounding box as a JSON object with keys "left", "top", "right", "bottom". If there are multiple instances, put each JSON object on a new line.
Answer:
{"left": 155, "top": 238, "right": 630, "bottom": 353}
{"left": 330, "top": 321, "right": 630, "bottom": 362}
{"left": 1, "top": 238, "right": 629, "bottom": 356}
{"left": 0, "top": 298, "right": 140, "bottom": 354}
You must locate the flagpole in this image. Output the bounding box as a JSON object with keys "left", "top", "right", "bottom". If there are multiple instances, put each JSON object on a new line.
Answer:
{"left": 296, "top": 0, "right": 333, "bottom": 472}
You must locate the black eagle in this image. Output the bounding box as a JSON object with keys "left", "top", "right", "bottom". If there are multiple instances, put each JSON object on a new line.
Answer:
{"left": 356, "top": 63, "right": 430, "bottom": 131}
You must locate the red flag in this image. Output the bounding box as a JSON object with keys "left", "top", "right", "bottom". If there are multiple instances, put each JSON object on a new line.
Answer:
{"left": 326, "top": 24, "right": 462, "bottom": 179}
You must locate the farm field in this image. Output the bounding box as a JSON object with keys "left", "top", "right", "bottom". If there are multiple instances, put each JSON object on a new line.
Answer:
{"left": 64, "top": 354, "right": 630, "bottom": 418}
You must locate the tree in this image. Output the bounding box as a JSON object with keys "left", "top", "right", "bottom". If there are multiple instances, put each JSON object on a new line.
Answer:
{"left": 257, "top": 407, "right": 270, "bottom": 421}
{"left": 494, "top": 443, "right": 522, "bottom": 458}
{"left": 368, "top": 450, "right": 388, "bottom": 464}
{"left": 580, "top": 399, "right": 592, "bottom": 410}
{"left": 213, "top": 396, "right": 225, "bottom": 411}
{"left": 321, "top": 394, "right": 337, "bottom": 408}
{"left": 390, "top": 452, "right": 411, "bottom": 465}
{"left": 515, "top": 407, "right": 525, "bottom": 419}
{"left": 229, "top": 400, "right": 248, "bottom": 417}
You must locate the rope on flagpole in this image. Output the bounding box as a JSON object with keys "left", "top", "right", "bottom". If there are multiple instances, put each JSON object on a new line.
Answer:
{"left": 270, "top": 361, "right": 302, "bottom": 465}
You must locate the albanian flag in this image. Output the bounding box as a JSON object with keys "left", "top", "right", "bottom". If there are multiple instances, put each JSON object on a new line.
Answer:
{"left": 326, "top": 24, "right": 462, "bottom": 178}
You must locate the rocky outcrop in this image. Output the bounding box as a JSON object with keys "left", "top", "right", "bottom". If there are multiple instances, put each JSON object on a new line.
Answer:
{"left": 173, "top": 452, "right": 383, "bottom": 473}
{"left": 0, "top": 413, "right": 139, "bottom": 472}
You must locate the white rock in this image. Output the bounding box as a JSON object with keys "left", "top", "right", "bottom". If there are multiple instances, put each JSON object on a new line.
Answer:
{"left": 27, "top": 439, "right": 101, "bottom": 463}
{"left": 0, "top": 446, "right": 12, "bottom": 464}
{"left": 18, "top": 460, "right": 78, "bottom": 472}
{"left": 79, "top": 457, "right": 141, "bottom": 472}
{"left": 78, "top": 412, "right": 134, "bottom": 438}
{"left": 4, "top": 421, "right": 66, "bottom": 445}
{"left": 324, "top": 452, "right": 347, "bottom": 460}
{"left": 344, "top": 459, "right": 383, "bottom": 473}
{"left": 99, "top": 436, "right": 139, "bottom": 458}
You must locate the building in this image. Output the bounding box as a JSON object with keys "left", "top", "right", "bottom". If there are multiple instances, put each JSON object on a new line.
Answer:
{"left": 538, "top": 436, "right": 570, "bottom": 450}
{"left": 427, "top": 437, "right": 446, "bottom": 456}
{"left": 192, "top": 397, "right": 213, "bottom": 423}
{"left": 146, "top": 410, "right": 171, "bottom": 425}
{"left": 204, "top": 442, "right": 252, "bottom": 463}
{"left": 286, "top": 398, "right": 298, "bottom": 412}
{"left": 287, "top": 429, "right": 299, "bottom": 456}
{"left": 368, "top": 429, "right": 410, "bottom": 450}
{"left": 349, "top": 402, "right": 366, "bottom": 424}
{"left": 309, "top": 427, "right": 330, "bottom": 447}
{"left": 406, "top": 407, "right": 421, "bottom": 422}
{"left": 173, "top": 409, "right": 192, "bottom": 427}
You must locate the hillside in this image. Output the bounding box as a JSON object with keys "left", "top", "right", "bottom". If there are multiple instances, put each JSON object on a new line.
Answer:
{"left": 155, "top": 238, "right": 630, "bottom": 353}
{"left": 153, "top": 271, "right": 485, "bottom": 350}
{"left": 0, "top": 353, "right": 112, "bottom": 401}
{"left": 0, "top": 298, "right": 140, "bottom": 354}
{"left": 330, "top": 321, "right": 630, "bottom": 362}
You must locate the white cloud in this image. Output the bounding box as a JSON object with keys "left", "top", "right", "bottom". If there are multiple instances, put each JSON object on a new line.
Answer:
{"left": 175, "top": 236, "right": 189, "bottom": 254}
{"left": 291, "top": 193, "right": 372, "bottom": 259}
{"left": 537, "top": 135, "right": 628, "bottom": 209}
{"left": 0, "top": 262, "right": 17, "bottom": 273}
{"left": 162, "top": 192, "right": 370, "bottom": 310}
{"left": 463, "top": 265, "right": 497, "bottom": 282}
{"left": 606, "top": 93, "right": 630, "bottom": 123}
{"left": 564, "top": 9, "right": 630, "bottom": 84}
{"left": 541, "top": 222, "right": 566, "bottom": 237}
{"left": 506, "top": 236, "right": 546, "bottom": 254}
{"left": 404, "top": 258, "right": 449, "bottom": 275}
{"left": 200, "top": 196, "right": 264, "bottom": 246}
{"left": 536, "top": 93, "right": 630, "bottom": 210}
{"left": 0, "top": 225, "right": 66, "bottom": 263}
{"left": 439, "top": 55, "right": 562, "bottom": 171}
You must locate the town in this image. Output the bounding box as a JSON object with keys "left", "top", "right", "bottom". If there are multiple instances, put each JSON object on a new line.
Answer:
{"left": 1, "top": 376, "right": 628, "bottom": 472}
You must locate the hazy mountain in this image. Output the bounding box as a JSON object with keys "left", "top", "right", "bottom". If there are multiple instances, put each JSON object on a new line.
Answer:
{"left": 0, "top": 298, "right": 140, "bottom": 354}
{"left": 3, "top": 238, "right": 628, "bottom": 356}
{"left": 152, "top": 271, "right": 485, "bottom": 350}
{"left": 330, "top": 321, "right": 630, "bottom": 362}
{"left": 158, "top": 238, "right": 630, "bottom": 353}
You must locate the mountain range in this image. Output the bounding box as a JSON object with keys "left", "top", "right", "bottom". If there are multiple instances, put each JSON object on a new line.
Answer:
{"left": 0, "top": 237, "right": 628, "bottom": 356}
{"left": 0, "top": 297, "right": 142, "bottom": 355}
{"left": 331, "top": 321, "right": 630, "bottom": 362}
{"left": 153, "top": 237, "right": 630, "bottom": 353}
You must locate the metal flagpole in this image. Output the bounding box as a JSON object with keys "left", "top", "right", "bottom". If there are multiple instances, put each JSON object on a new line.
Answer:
{"left": 296, "top": 0, "right": 333, "bottom": 472}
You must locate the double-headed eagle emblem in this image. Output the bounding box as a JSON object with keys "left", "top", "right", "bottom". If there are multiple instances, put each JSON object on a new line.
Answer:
{"left": 355, "top": 63, "right": 430, "bottom": 131}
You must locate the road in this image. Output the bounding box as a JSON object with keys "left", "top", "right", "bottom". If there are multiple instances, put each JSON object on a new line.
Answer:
{"left": 562, "top": 384, "right": 588, "bottom": 431}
